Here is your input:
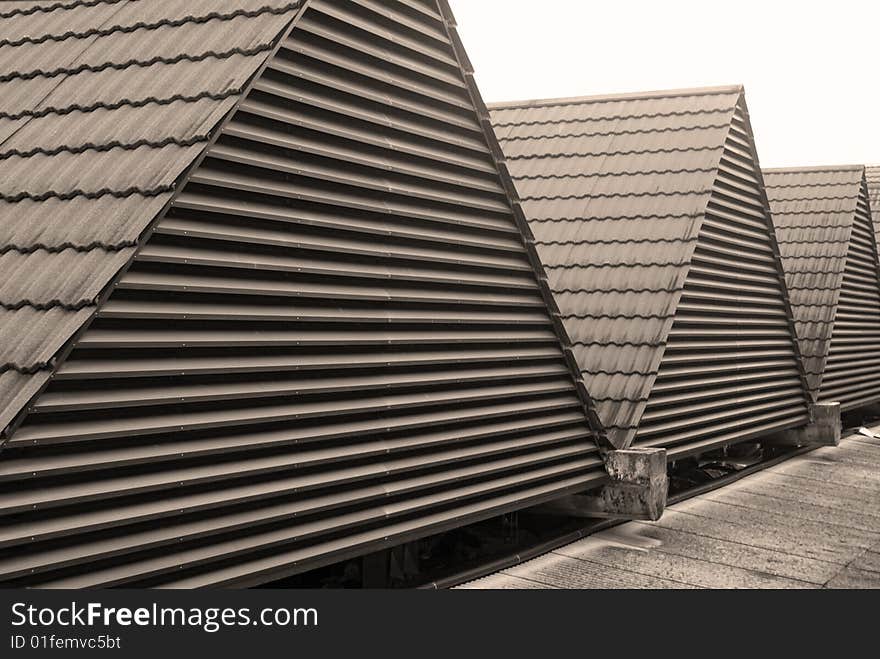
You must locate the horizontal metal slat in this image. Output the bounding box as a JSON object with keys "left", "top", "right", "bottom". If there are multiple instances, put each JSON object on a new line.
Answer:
{"left": 222, "top": 119, "right": 501, "bottom": 193}
{"left": 188, "top": 164, "right": 516, "bottom": 233}
{"left": 207, "top": 139, "right": 510, "bottom": 214}
{"left": 29, "top": 467, "right": 605, "bottom": 589}
{"left": 307, "top": 1, "right": 457, "bottom": 67}
{"left": 56, "top": 345, "right": 563, "bottom": 380}
{"left": 98, "top": 299, "right": 552, "bottom": 326}
{"left": 169, "top": 193, "right": 524, "bottom": 254}
{"left": 0, "top": 445, "right": 597, "bottom": 581}
{"left": 295, "top": 11, "right": 464, "bottom": 89}
{"left": 0, "top": 422, "right": 592, "bottom": 548}
{"left": 117, "top": 270, "right": 545, "bottom": 306}
{"left": 134, "top": 242, "right": 536, "bottom": 290}
{"left": 155, "top": 216, "right": 528, "bottom": 272}
{"left": 12, "top": 381, "right": 578, "bottom": 445}
{"left": 35, "top": 363, "right": 569, "bottom": 413}
{"left": 0, "top": 407, "right": 588, "bottom": 487}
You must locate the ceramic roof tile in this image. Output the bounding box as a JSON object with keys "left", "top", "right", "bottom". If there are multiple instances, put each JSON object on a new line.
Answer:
{"left": 0, "top": 0, "right": 303, "bottom": 435}
{"left": 490, "top": 86, "right": 741, "bottom": 444}
{"left": 865, "top": 165, "right": 880, "bottom": 251}
{"left": 763, "top": 165, "right": 864, "bottom": 390}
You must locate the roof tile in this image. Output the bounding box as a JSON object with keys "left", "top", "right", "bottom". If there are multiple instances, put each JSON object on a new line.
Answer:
{"left": 763, "top": 165, "right": 864, "bottom": 393}
{"left": 491, "top": 86, "right": 738, "bottom": 446}
{"left": 0, "top": 0, "right": 303, "bottom": 434}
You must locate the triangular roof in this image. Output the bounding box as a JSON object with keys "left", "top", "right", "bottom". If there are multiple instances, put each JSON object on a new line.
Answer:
{"left": 866, "top": 164, "right": 880, "bottom": 249}
{"left": 490, "top": 85, "right": 810, "bottom": 449}
{"left": 866, "top": 165, "right": 880, "bottom": 209}
{"left": 764, "top": 164, "right": 880, "bottom": 408}
{"left": 763, "top": 165, "right": 862, "bottom": 399}
{"left": 0, "top": 0, "right": 607, "bottom": 587}
{"left": 0, "top": 0, "right": 304, "bottom": 434}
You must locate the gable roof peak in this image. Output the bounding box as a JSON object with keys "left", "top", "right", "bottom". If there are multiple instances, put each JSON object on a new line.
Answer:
{"left": 488, "top": 84, "right": 744, "bottom": 111}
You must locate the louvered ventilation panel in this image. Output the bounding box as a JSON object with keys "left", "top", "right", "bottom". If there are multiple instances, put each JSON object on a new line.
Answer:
{"left": 0, "top": 0, "right": 603, "bottom": 588}
{"left": 634, "top": 102, "right": 810, "bottom": 459}
{"left": 820, "top": 183, "right": 880, "bottom": 410}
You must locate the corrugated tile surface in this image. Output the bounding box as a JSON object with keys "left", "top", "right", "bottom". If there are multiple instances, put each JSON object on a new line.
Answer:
{"left": 491, "top": 87, "right": 810, "bottom": 453}
{"left": 763, "top": 166, "right": 861, "bottom": 399}
{"left": 865, "top": 165, "right": 880, "bottom": 252}
{"left": 0, "top": 0, "right": 303, "bottom": 434}
{"left": 0, "top": 0, "right": 604, "bottom": 588}
{"left": 491, "top": 89, "right": 733, "bottom": 443}
{"left": 768, "top": 166, "right": 880, "bottom": 409}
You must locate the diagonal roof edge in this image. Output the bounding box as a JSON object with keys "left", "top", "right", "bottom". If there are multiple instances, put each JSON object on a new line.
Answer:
{"left": 437, "top": 0, "right": 609, "bottom": 449}
{"left": 0, "top": 1, "right": 311, "bottom": 445}
{"left": 762, "top": 165, "right": 861, "bottom": 399}
{"left": 731, "top": 93, "right": 814, "bottom": 409}
{"left": 490, "top": 83, "right": 742, "bottom": 447}
{"left": 487, "top": 84, "right": 745, "bottom": 111}
{"left": 764, "top": 164, "right": 865, "bottom": 175}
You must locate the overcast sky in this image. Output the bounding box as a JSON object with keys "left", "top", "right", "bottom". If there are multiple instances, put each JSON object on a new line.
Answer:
{"left": 448, "top": 0, "right": 878, "bottom": 168}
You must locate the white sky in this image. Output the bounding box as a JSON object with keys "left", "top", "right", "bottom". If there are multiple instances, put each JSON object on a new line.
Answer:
{"left": 448, "top": 0, "right": 879, "bottom": 168}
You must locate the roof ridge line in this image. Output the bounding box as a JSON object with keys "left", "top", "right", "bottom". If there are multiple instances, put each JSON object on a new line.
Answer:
{"left": 764, "top": 164, "right": 865, "bottom": 174}
{"left": 487, "top": 84, "right": 744, "bottom": 110}
{"left": 0, "top": 2, "right": 302, "bottom": 49}
{"left": 491, "top": 107, "right": 731, "bottom": 127}
{"left": 499, "top": 122, "right": 730, "bottom": 142}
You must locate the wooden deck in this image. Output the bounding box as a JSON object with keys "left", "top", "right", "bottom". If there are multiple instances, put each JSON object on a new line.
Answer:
{"left": 459, "top": 431, "right": 880, "bottom": 589}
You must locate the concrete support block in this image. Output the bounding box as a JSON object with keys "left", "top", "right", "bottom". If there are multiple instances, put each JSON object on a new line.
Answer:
{"left": 766, "top": 402, "right": 841, "bottom": 447}
{"left": 535, "top": 448, "right": 668, "bottom": 521}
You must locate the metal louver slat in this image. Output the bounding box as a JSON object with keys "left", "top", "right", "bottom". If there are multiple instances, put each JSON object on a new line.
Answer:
{"left": 0, "top": 0, "right": 602, "bottom": 588}
{"left": 634, "top": 104, "right": 810, "bottom": 457}
{"left": 820, "top": 184, "right": 880, "bottom": 409}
